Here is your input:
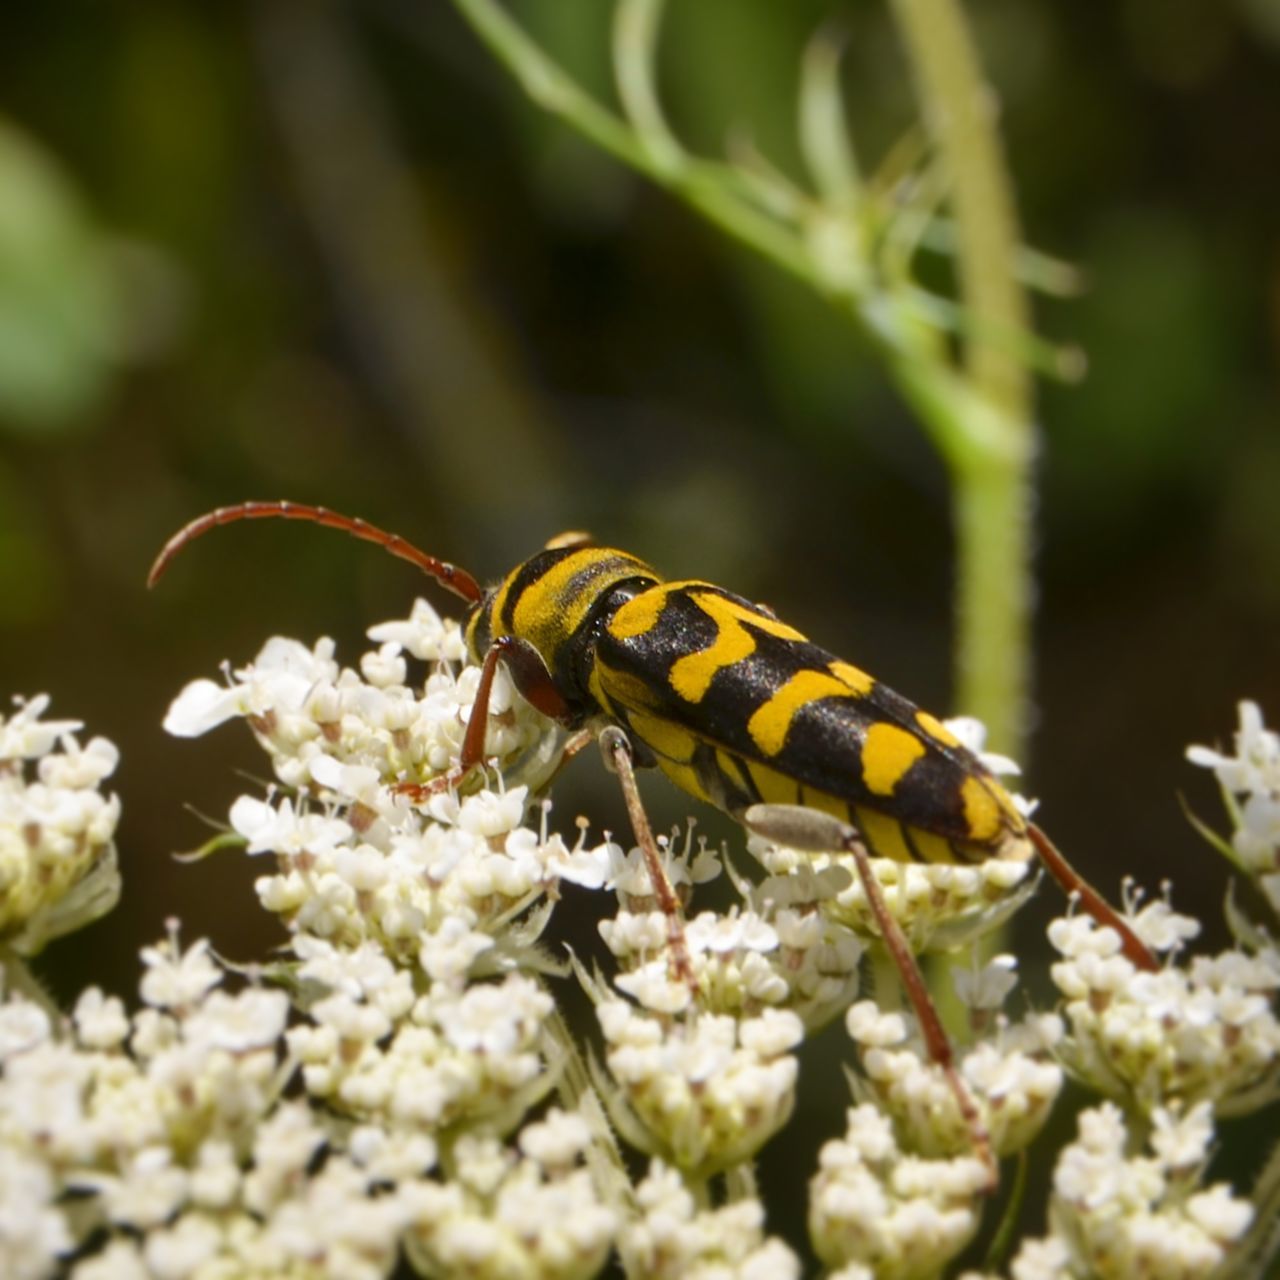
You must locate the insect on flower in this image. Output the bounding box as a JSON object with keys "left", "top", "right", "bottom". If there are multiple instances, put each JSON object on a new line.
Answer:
{"left": 149, "top": 500, "right": 1158, "bottom": 1189}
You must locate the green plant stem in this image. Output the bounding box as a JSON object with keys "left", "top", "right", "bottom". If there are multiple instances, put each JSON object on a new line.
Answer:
{"left": 452, "top": 0, "right": 1036, "bottom": 755}
{"left": 889, "top": 0, "right": 1035, "bottom": 755}
{"left": 452, "top": 0, "right": 809, "bottom": 277}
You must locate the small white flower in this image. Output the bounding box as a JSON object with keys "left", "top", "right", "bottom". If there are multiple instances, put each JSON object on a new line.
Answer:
{"left": 518, "top": 1108, "right": 593, "bottom": 1169}
{"left": 182, "top": 988, "right": 289, "bottom": 1053}
{"left": 0, "top": 998, "right": 51, "bottom": 1058}
{"left": 243, "top": 1102, "right": 328, "bottom": 1216}
{"left": 0, "top": 694, "right": 83, "bottom": 759}
{"left": 139, "top": 935, "right": 222, "bottom": 1010}
{"left": 417, "top": 918, "right": 493, "bottom": 985}
{"left": 1187, "top": 700, "right": 1276, "bottom": 794}
{"left": 367, "top": 597, "right": 464, "bottom": 662}
{"left": 1185, "top": 1183, "right": 1254, "bottom": 1241}
{"left": 229, "top": 794, "right": 353, "bottom": 858}
{"left": 68, "top": 1238, "right": 149, "bottom": 1280}
{"left": 348, "top": 1125, "right": 438, "bottom": 1181}
{"left": 189, "top": 1141, "right": 240, "bottom": 1210}
{"left": 141, "top": 1212, "right": 223, "bottom": 1279}
{"left": 456, "top": 786, "right": 528, "bottom": 838}
{"left": 73, "top": 988, "right": 130, "bottom": 1049}
{"left": 360, "top": 642, "right": 408, "bottom": 688}
{"left": 162, "top": 678, "right": 247, "bottom": 737}
{"left": 96, "top": 1147, "right": 189, "bottom": 1230}
{"left": 619, "top": 1160, "right": 798, "bottom": 1280}
{"left": 1150, "top": 1103, "right": 1213, "bottom": 1171}
{"left": 846, "top": 1002, "right": 907, "bottom": 1048}
{"left": 953, "top": 954, "right": 1018, "bottom": 1011}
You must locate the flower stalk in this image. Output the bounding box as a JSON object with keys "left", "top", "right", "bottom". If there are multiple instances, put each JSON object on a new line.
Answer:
{"left": 449, "top": 0, "right": 1046, "bottom": 756}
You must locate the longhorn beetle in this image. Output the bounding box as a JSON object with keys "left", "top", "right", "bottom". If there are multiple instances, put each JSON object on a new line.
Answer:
{"left": 150, "top": 501, "right": 1158, "bottom": 1189}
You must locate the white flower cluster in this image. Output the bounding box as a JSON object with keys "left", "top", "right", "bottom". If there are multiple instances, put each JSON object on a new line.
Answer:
{"left": 0, "top": 695, "right": 121, "bottom": 955}
{"left": 1007, "top": 1102, "right": 1253, "bottom": 1280}
{"left": 164, "top": 605, "right": 629, "bottom": 972}
{"left": 1049, "top": 905, "right": 1280, "bottom": 1114}
{"left": 751, "top": 837, "right": 1034, "bottom": 956}
{"left": 810, "top": 1102, "right": 992, "bottom": 1279}
{"left": 288, "top": 933, "right": 557, "bottom": 1140}
{"left": 154, "top": 603, "right": 812, "bottom": 1268}
{"left": 594, "top": 996, "right": 804, "bottom": 1177}
{"left": 0, "top": 932, "right": 430, "bottom": 1280}
{"left": 843, "top": 960, "right": 1065, "bottom": 1162}
{"left": 163, "top": 600, "right": 555, "bottom": 797}
{"left": 600, "top": 855, "right": 863, "bottom": 1027}
{"left": 617, "top": 1160, "right": 800, "bottom": 1280}
{"left": 404, "top": 1115, "right": 616, "bottom": 1280}
{"left": 1188, "top": 699, "right": 1280, "bottom": 910}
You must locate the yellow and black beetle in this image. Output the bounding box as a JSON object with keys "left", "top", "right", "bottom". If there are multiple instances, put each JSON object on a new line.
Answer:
{"left": 150, "top": 501, "right": 1157, "bottom": 1186}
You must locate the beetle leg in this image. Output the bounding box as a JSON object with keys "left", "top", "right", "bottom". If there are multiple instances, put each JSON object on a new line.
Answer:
{"left": 1028, "top": 824, "right": 1157, "bottom": 971}
{"left": 599, "top": 726, "right": 697, "bottom": 995}
{"left": 396, "top": 635, "right": 577, "bottom": 803}
{"left": 560, "top": 728, "right": 594, "bottom": 763}
{"left": 741, "top": 803, "right": 998, "bottom": 1193}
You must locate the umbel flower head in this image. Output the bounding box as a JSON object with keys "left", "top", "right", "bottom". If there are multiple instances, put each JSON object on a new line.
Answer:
{"left": 0, "top": 694, "right": 121, "bottom": 954}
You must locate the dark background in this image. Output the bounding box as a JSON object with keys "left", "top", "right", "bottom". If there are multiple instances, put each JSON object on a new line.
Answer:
{"left": 3, "top": 0, "right": 1278, "bottom": 1261}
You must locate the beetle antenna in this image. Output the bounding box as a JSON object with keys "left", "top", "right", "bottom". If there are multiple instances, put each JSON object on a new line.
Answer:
{"left": 147, "top": 501, "right": 484, "bottom": 603}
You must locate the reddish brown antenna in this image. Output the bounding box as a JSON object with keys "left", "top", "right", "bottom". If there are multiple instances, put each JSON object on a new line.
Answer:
{"left": 147, "top": 501, "right": 484, "bottom": 604}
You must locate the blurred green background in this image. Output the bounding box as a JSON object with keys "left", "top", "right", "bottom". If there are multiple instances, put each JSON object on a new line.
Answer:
{"left": 3, "top": 0, "right": 1279, "bottom": 1253}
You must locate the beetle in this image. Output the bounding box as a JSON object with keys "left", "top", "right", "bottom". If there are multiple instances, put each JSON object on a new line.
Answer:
{"left": 150, "top": 501, "right": 1158, "bottom": 1186}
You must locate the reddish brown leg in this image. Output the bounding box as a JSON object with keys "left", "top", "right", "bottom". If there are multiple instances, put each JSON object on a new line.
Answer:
{"left": 599, "top": 726, "right": 697, "bottom": 995}
{"left": 559, "top": 729, "right": 594, "bottom": 765}
{"left": 1028, "top": 824, "right": 1157, "bottom": 971}
{"left": 740, "top": 803, "right": 996, "bottom": 1192}
{"left": 843, "top": 836, "right": 997, "bottom": 1193}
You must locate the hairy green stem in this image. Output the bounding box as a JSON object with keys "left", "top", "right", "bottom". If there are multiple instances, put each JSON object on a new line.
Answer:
{"left": 889, "top": 0, "right": 1036, "bottom": 754}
